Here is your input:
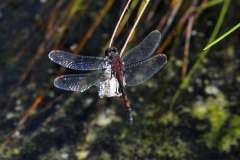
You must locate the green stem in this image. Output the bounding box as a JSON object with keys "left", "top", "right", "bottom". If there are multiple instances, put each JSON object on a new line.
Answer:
{"left": 203, "top": 21, "right": 240, "bottom": 50}
{"left": 170, "top": 0, "right": 230, "bottom": 109}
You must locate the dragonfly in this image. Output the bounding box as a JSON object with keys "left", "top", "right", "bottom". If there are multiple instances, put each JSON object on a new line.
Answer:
{"left": 49, "top": 30, "right": 167, "bottom": 122}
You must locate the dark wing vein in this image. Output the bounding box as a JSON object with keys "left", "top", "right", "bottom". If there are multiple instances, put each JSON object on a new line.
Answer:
{"left": 123, "top": 30, "right": 161, "bottom": 65}
{"left": 49, "top": 50, "right": 107, "bottom": 71}
{"left": 54, "top": 71, "right": 108, "bottom": 92}
{"left": 124, "top": 54, "right": 167, "bottom": 86}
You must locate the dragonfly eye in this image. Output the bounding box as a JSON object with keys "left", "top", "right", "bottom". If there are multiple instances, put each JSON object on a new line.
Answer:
{"left": 111, "top": 47, "right": 118, "bottom": 53}
{"left": 105, "top": 48, "right": 111, "bottom": 56}
{"left": 105, "top": 47, "right": 118, "bottom": 57}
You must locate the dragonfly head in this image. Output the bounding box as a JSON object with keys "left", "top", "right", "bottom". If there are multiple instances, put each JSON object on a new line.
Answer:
{"left": 105, "top": 47, "right": 119, "bottom": 59}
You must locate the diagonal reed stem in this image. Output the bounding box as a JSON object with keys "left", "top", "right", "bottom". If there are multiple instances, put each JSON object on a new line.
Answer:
{"left": 120, "top": 0, "right": 150, "bottom": 57}
{"left": 109, "top": 0, "right": 132, "bottom": 48}
{"left": 203, "top": 21, "right": 240, "bottom": 50}
{"left": 169, "top": 0, "right": 230, "bottom": 109}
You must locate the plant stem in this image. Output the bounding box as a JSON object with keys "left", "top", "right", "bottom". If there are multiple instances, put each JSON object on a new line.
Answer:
{"left": 109, "top": 0, "right": 132, "bottom": 48}
{"left": 170, "top": 0, "right": 230, "bottom": 109}
{"left": 120, "top": 0, "right": 150, "bottom": 57}
{"left": 203, "top": 21, "right": 240, "bottom": 50}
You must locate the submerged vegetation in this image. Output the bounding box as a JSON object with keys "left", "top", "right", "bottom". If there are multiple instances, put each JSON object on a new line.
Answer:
{"left": 0, "top": 0, "right": 240, "bottom": 159}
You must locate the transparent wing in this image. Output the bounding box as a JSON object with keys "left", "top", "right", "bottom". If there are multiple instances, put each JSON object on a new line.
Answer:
{"left": 124, "top": 54, "right": 167, "bottom": 86}
{"left": 49, "top": 50, "right": 107, "bottom": 71}
{"left": 123, "top": 30, "right": 161, "bottom": 65}
{"left": 53, "top": 71, "right": 108, "bottom": 92}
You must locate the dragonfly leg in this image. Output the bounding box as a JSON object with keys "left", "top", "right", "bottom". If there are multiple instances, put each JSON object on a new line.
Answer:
{"left": 128, "top": 107, "right": 133, "bottom": 124}
{"left": 111, "top": 71, "right": 113, "bottom": 79}
{"left": 112, "top": 72, "right": 119, "bottom": 94}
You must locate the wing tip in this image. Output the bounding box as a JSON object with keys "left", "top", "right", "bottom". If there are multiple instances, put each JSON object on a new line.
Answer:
{"left": 159, "top": 53, "right": 167, "bottom": 58}
{"left": 159, "top": 54, "right": 168, "bottom": 65}
{"left": 152, "top": 29, "right": 161, "bottom": 33}
{"left": 48, "top": 50, "right": 58, "bottom": 61}
{"left": 53, "top": 75, "right": 63, "bottom": 88}
{"left": 53, "top": 76, "right": 73, "bottom": 92}
{"left": 48, "top": 50, "right": 64, "bottom": 61}
{"left": 152, "top": 30, "right": 161, "bottom": 37}
{"left": 148, "top": 30, "right": 162, "bottom": 45}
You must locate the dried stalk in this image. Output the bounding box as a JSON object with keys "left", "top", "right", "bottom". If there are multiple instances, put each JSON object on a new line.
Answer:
{"left": 120, "top": 0, "right": 150, "bottom": 56}
{"left": 109, "top": 0, "right": 132, "bottom": 48}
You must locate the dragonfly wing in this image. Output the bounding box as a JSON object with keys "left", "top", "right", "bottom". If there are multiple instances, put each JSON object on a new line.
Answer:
{"left": 54, "top": 71, "right": 109, "bottom": 92}
{"left": 123, "top": 30, "right": 161, "bottom": 65}
{"left": 49, "top": 50, "right": 107, "bottom": 70}
{"left": 125, "top": 54, "right": 167, "bottom": 86}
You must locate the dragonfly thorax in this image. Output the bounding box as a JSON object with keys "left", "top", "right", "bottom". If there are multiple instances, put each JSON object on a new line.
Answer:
{"left": 98, "top": 47, "right": 126, "bottom": 98}
{"left": 105, "top": 47, "right": 124, "bottom": 77}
